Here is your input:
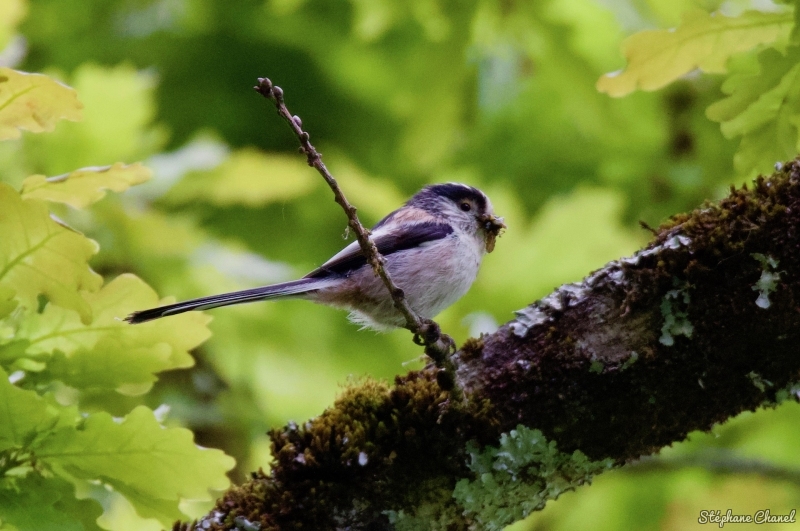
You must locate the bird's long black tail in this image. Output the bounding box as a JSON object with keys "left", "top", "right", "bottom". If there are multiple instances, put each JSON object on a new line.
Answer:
{"left": 124, "top": 278, "right": 325, "bottom": 324}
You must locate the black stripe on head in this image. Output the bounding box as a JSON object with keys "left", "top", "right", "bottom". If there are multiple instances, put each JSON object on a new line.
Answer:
{"left": 407, "top": 183, "right": 487, "bottom": 213}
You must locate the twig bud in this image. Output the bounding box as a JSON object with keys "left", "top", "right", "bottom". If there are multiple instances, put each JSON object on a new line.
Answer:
{"left": 254, "top": 77, "right": 274, "bottom": 97}
{"left": 292, "top": 115, "right": 303, "bottom": 128}
{"left": 272, "top": 86, "right": 284, "bottom": 100}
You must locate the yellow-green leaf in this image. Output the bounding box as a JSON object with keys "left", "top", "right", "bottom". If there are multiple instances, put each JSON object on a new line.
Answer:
{"left": 0, "top": 366, "right": 59, "bottom": 452}
{"left": 109, "top": 482, "right": 187, "bottom": 524}
{"left": 0, "top": 183, "right": 101, "bottom": 323}
{"left": 163, "top": 148, "right": 317, "bottom": 206}
{"left": 35, "top": 406, "right": 235, "bottom": 526}
{"left": 597, "top": 9, "right": 792, "bottom": 97}
{"left": 706, "top": 46, "right": 800, "bottom": 177}
{"left": 20, "top": 162, "right": 152, "bottom": 208}
{"left": 17, "top": 274, "right": 210, "bottom": 394}
{"left": 21, "top": 64, "right": 166, "bottom": 175}
{"left": 0, "top": 67, "right": 83, "bottom": 140}
{"left": 0, "top": 284, "right": 17, "bottom": 319}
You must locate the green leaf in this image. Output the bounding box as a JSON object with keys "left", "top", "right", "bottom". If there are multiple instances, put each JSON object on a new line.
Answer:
{"left": 20, "top": 162, "right": 152, "bottom": 209}
{"left": 34, "top": 406, "right": 235, "bottom": 526}
{"left": 108, "top": 481, "right": 188, "bottom": 523}
{"left": 163, "top": 148, "right": 318, "bottom": 206}
{"left": 80, "top": 485, "right": 170, "bottom": 531}
{"left": 0, "top": 474, "right": 103, "bottom": 531}
{"left": 0, "top": 183, "right": 101, "bottom": 324}
{"left": 706, "top": 46, "right": 800, "bottom": 177}
{"left": 21, "top": 64, "right": 166, "bottom": 176}
{"left": 597, "top": 9, "right": 792, "bottom": 96}
{"left": 43, "top": 341, "right": 176, "bottom": 396}
{"left": 0, "top": 68, "right": 83, "bottom": 140}
{"left": 0, "top": 285, "right": 17, "bottom": 319}
{"left": 792, "top": 0, "right": 800, "bottom": 43}
{"left": 16, "top": 274, "right": 210, "bottom": 394}
{"left": 0, "top": 366, "right": 59, "bottom": 452}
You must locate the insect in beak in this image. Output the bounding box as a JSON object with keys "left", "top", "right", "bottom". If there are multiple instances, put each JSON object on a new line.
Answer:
{"left": 478, "top": 214, "right": 506, "bottom": 253}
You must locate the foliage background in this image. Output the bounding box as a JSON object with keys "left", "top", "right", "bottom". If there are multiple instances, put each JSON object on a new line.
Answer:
{"left": 2, "top": 0, "right": 800, "bottom": 529}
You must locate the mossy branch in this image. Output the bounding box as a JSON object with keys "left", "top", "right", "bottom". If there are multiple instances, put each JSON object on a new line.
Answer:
{"left": 181, "top": 161, "right": 800, "bottom": 530}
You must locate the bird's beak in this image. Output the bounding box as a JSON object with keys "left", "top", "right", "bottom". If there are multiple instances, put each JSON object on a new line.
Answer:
{"left": 478, "top": 214, "right": 506, "bottom": 253}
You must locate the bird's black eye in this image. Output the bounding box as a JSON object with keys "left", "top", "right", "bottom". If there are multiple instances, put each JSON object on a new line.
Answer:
{"left": 460, "top": 201, "right": 472, "bottom": 212}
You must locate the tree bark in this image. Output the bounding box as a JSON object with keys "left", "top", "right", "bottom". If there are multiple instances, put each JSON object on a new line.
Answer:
{"left": 185, "top": 161, "right": 800, "bottom": 531}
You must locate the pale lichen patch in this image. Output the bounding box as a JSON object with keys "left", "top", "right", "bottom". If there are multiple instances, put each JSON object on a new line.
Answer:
{"left": 773, "top": 381, "right": 800, "bottom": 404}
{"left": 450, "top": 426, "right": 612, "bottom": 531}
{"left": 659, "top": 284, "right": 693, "bottom": 346}
{"left": 747, "top": 371, "right": 773, "bottom": 393}
{"left": 751, "top": 253, "right": 781, "bottom": 309}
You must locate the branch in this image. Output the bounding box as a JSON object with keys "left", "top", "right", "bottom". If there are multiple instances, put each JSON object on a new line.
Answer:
{"left": 182, "top": 153, "right": 800, "bottom": 529}
{"left": 253, "top": 78, "right": 456, "bottom": 373}
{"left": 628, "top": 449, "right": 800, "bottom": 487}
{"left": 182, "top": 160, "right": 800, "bottom": 530}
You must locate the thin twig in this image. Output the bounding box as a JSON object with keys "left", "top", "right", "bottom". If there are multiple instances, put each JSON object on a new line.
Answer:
{"left": 253, "top": 78, "right": 458, "bottom": 387}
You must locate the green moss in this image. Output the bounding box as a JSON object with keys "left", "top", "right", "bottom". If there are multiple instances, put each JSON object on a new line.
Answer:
{"left": 451, "top": 425, "right": 613, "bottom": 531}
{"left": 620, "top": 351, "right": 639, "bottom": 371}
{"left": 459, "top": 336, "right": 485, "bottom": 361}
{"left": 384, "top": 498, "right": 462, "bottom": 531}
{"left": 210, "top": 368, "right": 506, "bottom": 530}
{"left": 589, "top": 360, "right": 604, "bottom": 374}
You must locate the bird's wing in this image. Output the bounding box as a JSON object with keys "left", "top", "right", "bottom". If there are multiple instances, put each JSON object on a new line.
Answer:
{"left": 371, "top": 207, "right": 401, "bottom": 230}
{"left": 304, "top": 221, "right": 453, "bottom": 279}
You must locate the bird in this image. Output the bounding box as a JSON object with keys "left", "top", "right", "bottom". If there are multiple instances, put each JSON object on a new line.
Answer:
{"left": 125, "top": 183, "right": 505, "bottom": 331}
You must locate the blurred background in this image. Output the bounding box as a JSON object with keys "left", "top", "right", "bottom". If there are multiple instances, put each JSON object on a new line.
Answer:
{"left": 2, "top": 0, "right": 800, "bottom": 529}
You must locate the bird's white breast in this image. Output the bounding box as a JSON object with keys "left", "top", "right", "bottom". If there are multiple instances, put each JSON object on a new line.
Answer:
{"left": 387, "top": 229, "right": 484, "bottom": 318}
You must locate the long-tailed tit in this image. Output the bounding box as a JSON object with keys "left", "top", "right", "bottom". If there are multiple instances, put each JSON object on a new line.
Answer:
{"left": 125, "top": 183, "right": 505, "bottom": 330}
